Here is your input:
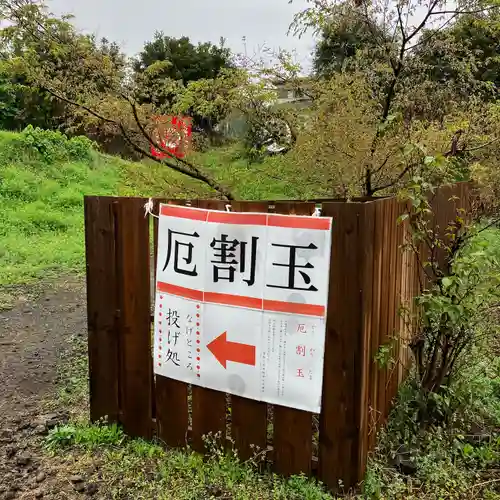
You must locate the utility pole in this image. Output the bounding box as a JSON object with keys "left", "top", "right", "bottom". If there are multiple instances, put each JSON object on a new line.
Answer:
{"left": 242, "top": 35, "right": 247, "bottom": 58}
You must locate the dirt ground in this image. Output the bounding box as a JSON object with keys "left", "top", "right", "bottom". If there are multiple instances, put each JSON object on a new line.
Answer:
{"left": 0, "top": 277, "right": 92, "bottom": 500}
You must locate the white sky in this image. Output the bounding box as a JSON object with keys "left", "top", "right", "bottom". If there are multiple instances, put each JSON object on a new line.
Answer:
{"left": 47, "top": 0, "right": 317, "bottom": 70}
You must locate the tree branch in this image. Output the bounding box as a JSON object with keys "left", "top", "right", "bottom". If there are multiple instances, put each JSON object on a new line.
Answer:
{"left": 370, "top": 161, "right": 415, "bottom": 195}
{"left": 42, "top": 85, "right": 235, "bottom": 199}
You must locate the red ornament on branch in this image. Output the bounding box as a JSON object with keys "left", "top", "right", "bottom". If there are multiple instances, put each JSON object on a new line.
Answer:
{"left": 150, "top": 115, "right": 192, "bottom": 159}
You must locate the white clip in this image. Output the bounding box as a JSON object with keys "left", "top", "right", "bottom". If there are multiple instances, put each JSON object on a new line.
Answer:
{"left": 312, "top": 206, "right": 322, "bottom": 217}
{"left": 144, "top": 197, "right": 160, "bottom": 219}
{"left": 225, "top": 204, "right": 232, "bottom": 212}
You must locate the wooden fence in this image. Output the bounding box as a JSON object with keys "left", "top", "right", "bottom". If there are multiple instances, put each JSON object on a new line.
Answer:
{"left": 84, "top": 182, "right": 470, "bottom": 492}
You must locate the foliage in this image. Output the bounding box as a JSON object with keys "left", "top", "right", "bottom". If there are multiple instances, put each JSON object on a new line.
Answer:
{"left": 132, "top": 33, "right": 234, "bottom": 134}
{"left": 0, "top": 128, "right": 211, "bottom": 285}
{"left": 282, "top": 70, "right": 494, "bottom": 198}
{"left": 133, "top": 33, "right": 232, "bottom": 87}
{"left": 414, "top": 12, "right": 500, "bottom": 99}
{"left": 312, "top": 1, "right": 392, "bottom": 77}
{"left": 17, "top": 125, "right": 97, "bottom": 163}
{"left": 0, "top": 0, "right": 236, "bottom": 199}
{"left": 44, "top": 422, "right": 335, "bottom": 500}
{"left": 365, "top": 336, "right": 500, "bottom": 499}
{"left": 0, "top": 2, "right": 126, "bottom": 134}
{"left": 398, "top": 157, "right": 500, "bottom": 402}
{"left": 172, "top": 68, "right": 246, "bottom": 136}
{"left": 291, "top": 0, "right": 500, "bottom": 196}
{"left": 45, "top": 421, "right": 125, "bottom": 450}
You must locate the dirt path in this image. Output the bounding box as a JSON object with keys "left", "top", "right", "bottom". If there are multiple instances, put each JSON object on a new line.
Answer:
{"left": 0, "top": 277, "right": 89, "bottom": 500}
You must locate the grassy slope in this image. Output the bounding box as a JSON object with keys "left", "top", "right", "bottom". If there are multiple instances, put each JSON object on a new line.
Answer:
{"left": 0, "top": 131, "right": 207, "bottom": 285}
{"left": 0, "top": 131, "right": 322, "bottom": 286}
{"left": 191, "top": 145, "right": 322, "bottom": 201}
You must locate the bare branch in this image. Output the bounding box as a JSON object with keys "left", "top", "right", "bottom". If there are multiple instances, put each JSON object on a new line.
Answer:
{"left": 43, "top": 86, "right": 234, "bottom": 199}
{"left": 370, "top": 160, "right": 416, "bottom": 195}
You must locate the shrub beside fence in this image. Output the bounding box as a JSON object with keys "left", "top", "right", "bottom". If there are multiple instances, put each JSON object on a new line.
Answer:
{"left": 84, "top": 183, "right": 470, "bottom": 492}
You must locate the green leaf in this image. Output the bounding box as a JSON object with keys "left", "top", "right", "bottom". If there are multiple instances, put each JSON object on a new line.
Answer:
{"left": 441, "top": 277, "right": 453, "bottom": 289}
{"left": 397, "top": 213, "right": 409, "bottom": 224}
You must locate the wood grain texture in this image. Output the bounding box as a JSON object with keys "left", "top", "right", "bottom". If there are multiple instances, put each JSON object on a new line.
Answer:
{"left": 115, "top": 197, "right": 152, "bottom": 439}
{"left": 84, "top": 196, "right": 120, "bottom": 423}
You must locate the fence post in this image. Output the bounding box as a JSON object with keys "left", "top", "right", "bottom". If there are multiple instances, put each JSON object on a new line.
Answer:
{"left": 318, "top": 201, "right": 374, "bottom": 491}
{"left": 84, "top": 196, "right": 120, "bottom": 423}
{"left": 115, "top": 197, "right": 153, "bottom": 439}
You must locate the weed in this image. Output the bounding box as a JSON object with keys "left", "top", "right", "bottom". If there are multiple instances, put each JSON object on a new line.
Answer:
{"left": 16, "top": 125, "right": 97, "bottom": 163}
{"left": 365, "top": 333, "right": 500, "bottom": 499}
{"left": 44, "top": 422, "right": 336, "bottom": 500}
{"left": 45, "top": 421, "right": 125, "bottom": 451}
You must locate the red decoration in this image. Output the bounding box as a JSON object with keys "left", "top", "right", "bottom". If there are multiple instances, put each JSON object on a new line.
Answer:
{"left": 150, "top": 115, "right": 192, "bottom": 159}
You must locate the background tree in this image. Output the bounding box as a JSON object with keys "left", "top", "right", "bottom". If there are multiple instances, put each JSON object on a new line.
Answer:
{"left": 417, "top": 12, "right": 500, "bottom": 92}
{"left": 0, "top": 3, "right": 127, "bottom": 143}
{"left": 291, "top": 0, "right": 500, "bottom": 196}
{"left": 133, "top": 33, "right": 232, "bottom": 85}
{"left": 0, "top": 0, "right": 236, "bottom": 198}
{"left": 313, "top": 1, "right": 390, "bottom": 76}
{"left": 133, "top": 33, "right": 234, "bottom": 123}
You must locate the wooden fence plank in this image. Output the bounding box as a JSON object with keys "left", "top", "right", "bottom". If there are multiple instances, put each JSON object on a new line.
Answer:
{"left": 229, "top": 201, "right": 268, "bottom": 461}
{"left": 230, "top": 397, "right": 267, "bottom": 460}
{"left": 156, "top": 377, "right": 189, "bottom": 447}
{"left": 150, "top": 200, "right": 164, "bottom": 423}
{"left": 358, "top": 201, "right": 376, "bottom": 476}
{"left": 115, "top": 197, "right": 152, "bottom": 439}
{"left": 191, "top": 199, "right": 228, "bottom": 453}
{"left": 271, "top": 201, "right": 315, "bottom": 476}
{"left": 192, "top": 386, "right": 227, "bottom": 452}
{"left": 273, "top": 407, "right": 313, "bottom": 475}
{"left": 368, "top": 199, "right": 384, "bottom": 451}
{"left": 154, "top": 199, "right": 189, "bottom": 448}
{"left": 84, "top": 196, "right": 120, "bottom": 423}
{"left": 318, "top": 202, "right": 364, "bottom": 491}
{"left": 393, "top": 202, "right": 404, "bottom": 391}
{"left": 394, "top": 202, "right": 405, "bottom": 388}
{"left": 384, "top": 200, "right": 398, "bottom": 416}
{"left": 376, "top": 200, "right": 391, "bottom": 420}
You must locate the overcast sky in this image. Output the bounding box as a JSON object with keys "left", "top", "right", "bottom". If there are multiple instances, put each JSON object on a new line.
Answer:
{"left": 47, "top": 0, "right": 317, "bottom": 70}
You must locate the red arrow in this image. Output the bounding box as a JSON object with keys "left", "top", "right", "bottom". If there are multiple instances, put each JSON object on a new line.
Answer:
{"left": 207, "top": 332, "right": 256, "bottom": 369}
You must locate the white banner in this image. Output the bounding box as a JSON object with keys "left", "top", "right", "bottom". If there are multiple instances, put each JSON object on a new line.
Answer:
{"left": 153, "top": 205, "right": 332, "bottom": 413}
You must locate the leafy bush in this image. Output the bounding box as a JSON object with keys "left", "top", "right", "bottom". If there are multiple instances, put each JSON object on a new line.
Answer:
{"left": 365, "top": 333, "right": 500, "bottom": 499}
{"left": 190, "top": 131, "right": 210, "bottom": 152}
{"left": 45, "top": 421, "right": 125, "bottom": 450}
{"left": 16, "top": 125, "right": 97, "bottom": 163}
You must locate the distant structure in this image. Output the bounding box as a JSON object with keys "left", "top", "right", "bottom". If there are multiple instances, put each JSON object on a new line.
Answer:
{"left": 266, "top": 78, "right": 313, "bottom": 106}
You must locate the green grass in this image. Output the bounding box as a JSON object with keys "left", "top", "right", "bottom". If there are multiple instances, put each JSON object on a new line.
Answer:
{"left": 0, "top": 128, "right": 325, "bottom": 286}
{"left": 190, "top": 145, "right": 323, "bottom": 200}
{"left": 0, "top": 129, "right": 119, "bottom": 284}
{"left": 0, "top": 127, "right": 219, "bottom": 285}
{"left": 44, "top": 421, "right": 334, "bottom": 500}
